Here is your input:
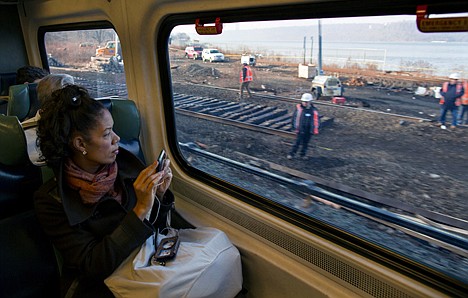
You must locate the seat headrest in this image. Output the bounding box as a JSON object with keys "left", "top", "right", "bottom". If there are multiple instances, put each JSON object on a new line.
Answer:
{"left": 111, "top": 99, "right": 140, "bottom": 140}
{"left": 0, "top": 115, "right": 30, "bottom": 166}
{"left": 0, "top": 72, "right": 17, "bottom": 96}
{"left": 7, "top": 84, "right": 31, "bottom": 122}
{"left": 111, "top": 99, "right": 145, "bottom": 162}
{"left": 27, "top": 83, "right": 39, "bottom": 118}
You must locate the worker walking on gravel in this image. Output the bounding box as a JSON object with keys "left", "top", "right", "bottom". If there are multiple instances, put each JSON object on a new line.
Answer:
{"left": 239, "top": 63, "right": 253, "bottom": 99}
{"left": 439, "top": 73, "right": 464, "bottom": 129}
{"left": 287, "top": 93, "right": 320, "bottom": 159}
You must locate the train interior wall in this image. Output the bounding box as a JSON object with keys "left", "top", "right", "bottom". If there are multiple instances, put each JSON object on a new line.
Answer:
{"left": 1, "top": 0, "right": 462, "bottom": 297}
{"left": 0, "top": 5, "right": 28, "bottom": 73}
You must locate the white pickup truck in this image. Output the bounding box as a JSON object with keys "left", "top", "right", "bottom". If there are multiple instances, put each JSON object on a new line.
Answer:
{"left": 202, "top": 49, "right": 225, "bottom": 62}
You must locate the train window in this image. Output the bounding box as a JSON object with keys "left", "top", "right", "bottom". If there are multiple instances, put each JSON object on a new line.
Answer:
{"left": 167, "top": 14, "right": 468, "bottom": 286}
{"left": 43, "top": 28, "right": 127, "bottom": 98}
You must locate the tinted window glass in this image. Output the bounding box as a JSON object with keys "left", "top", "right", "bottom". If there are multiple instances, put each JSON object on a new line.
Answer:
{"left": 169, "top": 15, "right": 468, "bottom": 283}
{"left": 44, "top": 28, "right": 127, "bottom": 98}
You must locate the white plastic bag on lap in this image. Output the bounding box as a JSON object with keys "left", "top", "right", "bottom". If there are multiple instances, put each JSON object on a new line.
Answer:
{"left": 105, "top": 227, "right": 243, "bottom": 298}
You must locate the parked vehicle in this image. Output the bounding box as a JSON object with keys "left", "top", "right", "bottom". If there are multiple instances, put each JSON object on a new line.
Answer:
{"left": 91, "top": 40, "right": 122, "bottom": 63}
{"left": 202, "top": 49, "right": 224, "bottom": 62}
{"left": 185, "top": 46, "right": 203, "bottom": 60}
{"left": 95, "top": 41, "right": 121, "bottom": 58}
{"left": 241, "top": 54, "right": 256, "bottom": 66}
{"left": 310, "top": 75, "right": 343, "bottom": 99}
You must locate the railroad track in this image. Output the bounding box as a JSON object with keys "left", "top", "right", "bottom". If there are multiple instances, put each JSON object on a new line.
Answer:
{"left": 171, "top": 90, "right": 468, "bottom": 234}
{"left": 172, "top": 94, "right": 468, "bottom": 232}
{"left": 180, "top": 142, "right": 468, "bottom": 256}
{"left": 172, "top": 88, "right": 439, "bottom": 140}
{"left": 172, "top": 80, "right": 435, "bottom": 121}
{"left": 173, "top": 93, "right": 335, "bottom": 139}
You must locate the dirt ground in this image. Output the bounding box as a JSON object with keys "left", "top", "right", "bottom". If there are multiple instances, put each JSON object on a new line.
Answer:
{"left": 170, "top": 55, "right": 468, "bottom": 221}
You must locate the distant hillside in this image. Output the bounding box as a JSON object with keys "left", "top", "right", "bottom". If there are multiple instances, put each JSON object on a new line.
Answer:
{"left": 212, "top": 21, "right": 468, "bottom": 43}
{"left": 247, "top": 22, "right": 468, "bottom": 42}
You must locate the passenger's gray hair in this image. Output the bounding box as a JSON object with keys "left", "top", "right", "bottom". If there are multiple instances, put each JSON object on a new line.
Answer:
{"left": 37, "top": 74, "right": 75, "bottom": 104}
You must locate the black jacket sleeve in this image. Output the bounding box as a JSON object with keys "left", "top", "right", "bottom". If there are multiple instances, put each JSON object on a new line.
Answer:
{"left": 34, "top": 182, "right": 153, "bottom": 280}
{"left": 291, "top": 109, "right": 297, "bottom": 130}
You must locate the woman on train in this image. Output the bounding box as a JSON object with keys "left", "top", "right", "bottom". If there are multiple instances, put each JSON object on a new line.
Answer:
{"left": 34, "top": 85, "right": 174, "bottom": 297}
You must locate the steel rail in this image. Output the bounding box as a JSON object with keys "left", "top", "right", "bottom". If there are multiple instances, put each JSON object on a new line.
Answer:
{"left": 175, "top": 108, "right": 296, "bottom": 139}
{"left": 232, "top": 151, "right": 468, "bottom": 230}
{"left": 179, "top": 142, "right": 468, "bottom": 251}
{"left": 172, "top": 80, "right": 433, "bottom": 122}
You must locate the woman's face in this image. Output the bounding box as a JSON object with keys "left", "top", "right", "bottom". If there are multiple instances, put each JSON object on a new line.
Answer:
{"left": 76, "top": 109, "right": 120, "bottom": 173}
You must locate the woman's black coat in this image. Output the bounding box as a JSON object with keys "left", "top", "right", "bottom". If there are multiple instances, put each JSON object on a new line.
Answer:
{"left": 34, "top": 148, "right": 174, "bottom": 297}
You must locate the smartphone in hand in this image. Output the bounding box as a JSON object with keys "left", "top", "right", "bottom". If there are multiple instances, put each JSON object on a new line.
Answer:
{"left": 156, "top": 149, "right": 166, "bottom": 172}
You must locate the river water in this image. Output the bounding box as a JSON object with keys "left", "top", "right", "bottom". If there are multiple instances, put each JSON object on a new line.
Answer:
{"left": 215, "top": 39, "right": 468, "bottom": 78}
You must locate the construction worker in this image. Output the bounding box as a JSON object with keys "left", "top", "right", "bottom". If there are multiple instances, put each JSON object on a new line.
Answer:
{"left": 439, "top": 73, "right": 464, "bottom": 129}
{"left": 287, "top": 93, "right": 320, "bottom": 159}
{"left": 239, "top": 63, "right": 253, "bottom": 99}
{"left": 457, "top": 80, "right": 468, "bottom": 125}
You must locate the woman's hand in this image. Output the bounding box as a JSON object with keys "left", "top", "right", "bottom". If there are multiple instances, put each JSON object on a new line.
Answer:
{"left": 132, "top": 160, "right": 172, "bottom": 220}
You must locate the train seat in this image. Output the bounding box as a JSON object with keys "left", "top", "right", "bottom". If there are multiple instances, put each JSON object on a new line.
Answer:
{"left": 0, "top": 115, "right": 58, "bottom": 297}
{"left": 7, "top": 83, "right": 39, "bottom": 122}
{"left": 99, "top": 98, "right": 146, "bottom": 163}
{"left": 0, "top": 210, "right": 60, "bottom": 298}
{"left": 111, "top": 98, "right": 146, "bottom": 162}
{"left": 0, "top": 72, "right": 16, "bottom": 96}
{"left": 0, "top": 114, "right": 42, "bottom": 219}
{"left": 0, "top": 98, "right": 6, "bottom": 115}
{"left": 0, "top": 72, "right": 16, "bottom": 115}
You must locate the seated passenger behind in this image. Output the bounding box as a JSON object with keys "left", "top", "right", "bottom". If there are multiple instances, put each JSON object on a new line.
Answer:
{"left": 22, "top": 74, "right": 74, "bottom": 127}
{"left": 16, "top": 65, "right": 49, "bottom": 85}
{"left": 7, "top": 66, "right": 49, "bottom": 121}
{"left": 22, "top": 74, "right": 74, "bottom": 165}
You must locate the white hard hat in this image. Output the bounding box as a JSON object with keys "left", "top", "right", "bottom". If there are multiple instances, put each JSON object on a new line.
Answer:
{"left": 301, "top": 93, "right": 313, "bottom": 102}
{"left": 449, "top": 73, "right": 460, "bottom": 80}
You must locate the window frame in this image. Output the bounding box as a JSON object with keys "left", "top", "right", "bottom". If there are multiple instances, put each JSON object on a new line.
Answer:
{"left": 157, "top": 3, "right": 468, "bottom": 295}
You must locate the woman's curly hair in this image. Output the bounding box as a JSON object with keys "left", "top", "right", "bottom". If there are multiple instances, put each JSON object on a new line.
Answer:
{"left": 37, "top": 85, "right": 107, "bottom": 169}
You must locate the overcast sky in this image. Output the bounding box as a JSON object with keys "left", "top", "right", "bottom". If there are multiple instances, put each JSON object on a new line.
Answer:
{"left": 173, "top": 13, "right": 467, "bottom": 34}
{"left": 172, "top": 15, "right": 418, "bottom": 34}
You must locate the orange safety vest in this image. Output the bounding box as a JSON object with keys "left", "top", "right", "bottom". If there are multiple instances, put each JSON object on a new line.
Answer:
{"left": 239, "top": 66, "right": 253, "bottom": 83}
{"left": 439, "top": 81, "right": 463, "bottom": 106}
{"left": 462, "top": 81, "right": 468, "bottom": 105}
{"left": 294, "top": 104, "right": 319, "bottom": 135}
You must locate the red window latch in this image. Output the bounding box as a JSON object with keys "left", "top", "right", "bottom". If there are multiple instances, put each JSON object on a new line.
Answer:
{"left": 195, "top": 17, "right": 223, "bottom": 35}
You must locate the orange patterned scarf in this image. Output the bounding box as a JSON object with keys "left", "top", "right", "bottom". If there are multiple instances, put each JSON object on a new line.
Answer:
{"left": 64, "top": 158, "right": 122, "bottom": 205}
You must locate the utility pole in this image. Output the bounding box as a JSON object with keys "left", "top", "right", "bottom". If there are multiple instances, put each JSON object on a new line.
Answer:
{"left": 310, "top": 36, "right": 313, "bottom": 64}
{"left": 318, "top": 20, "right": 323, "bottom": 75}
{"left": 303, "top": 36, "right": 306, "bottom": 64}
